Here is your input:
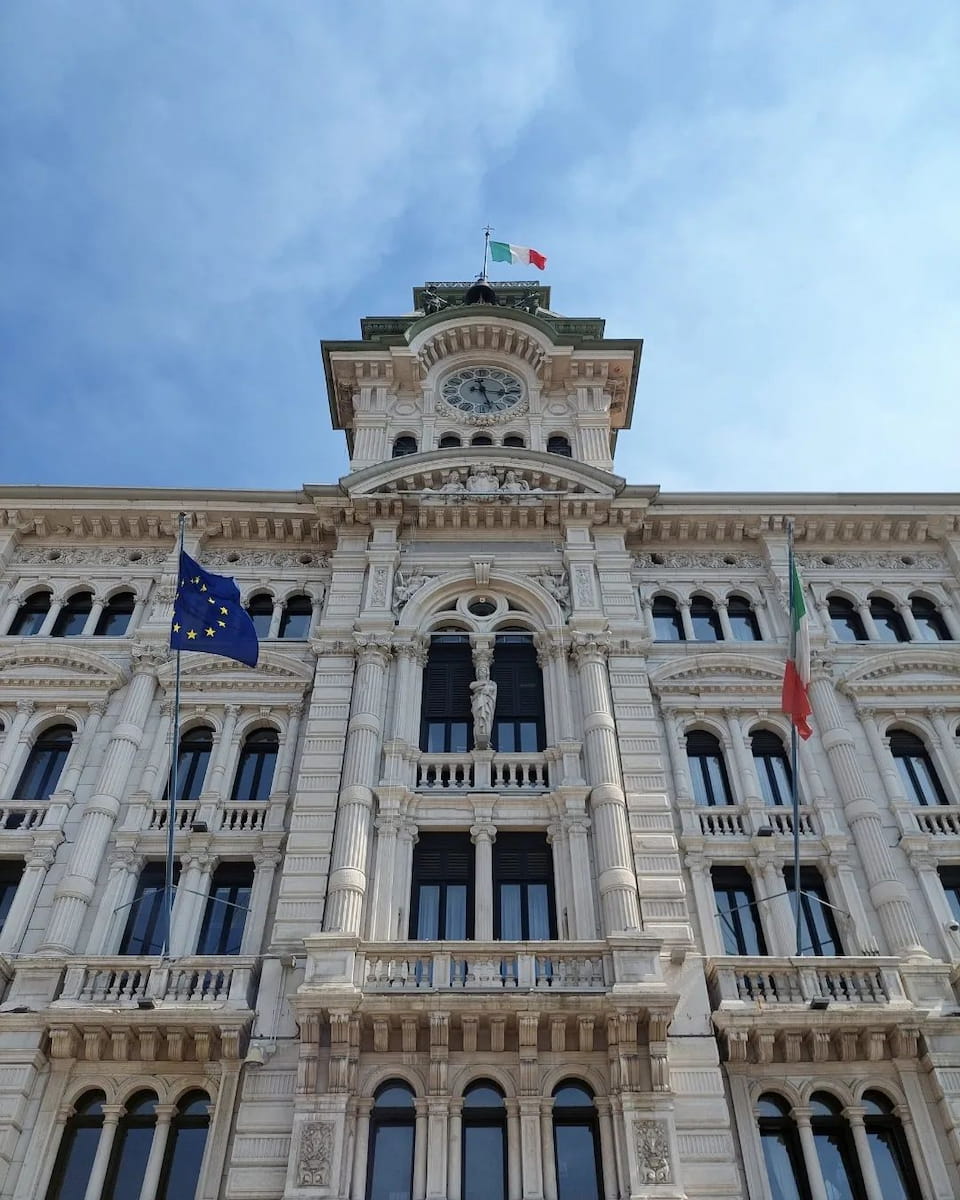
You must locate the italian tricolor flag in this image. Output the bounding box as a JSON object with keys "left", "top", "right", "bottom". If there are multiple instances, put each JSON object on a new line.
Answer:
{"left": 781, "top": 558, "right": 812, "bottom": 739}
{"left": 489, "top": 241, "right": 547, "bottom": 270}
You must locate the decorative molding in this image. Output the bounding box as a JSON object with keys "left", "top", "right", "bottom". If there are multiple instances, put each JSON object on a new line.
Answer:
{"left": 13, "top": 545, "right": 170, "bottom": 567}
{"left": 634, "top": 1119, "right": 672, "bottom": 1184}
{"left": 796, "top": 550, "right": 945, "bottom": 571}
{"left": 201, "top": 549, "right": 330, "bottom": 570}
{"left": 634, "top": 551, "right": 763, "bottom": 570}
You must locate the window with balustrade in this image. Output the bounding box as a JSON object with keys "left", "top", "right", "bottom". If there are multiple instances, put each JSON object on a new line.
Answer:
{"left": 8, "top": 589, "right": 51, "bottom": 635}
{"left": 0, "top": 860, "right": 24, "bottom": 933}
{"left": 493, "top": 832, "right": 555, "bottom": 940}
{"left": 552, "top": 1081, "right": 604, "bottom": 1200}
{"left": 366, "top": 1081, "right": 416, "bottom": 1200}
{"left": 888, "top": 729, "right": 948, "bottom": 806}
{"left": 751, "top": 730, "right": 793, "bottom": 806}
{"left": 410, "top": 832, "right": 473, "bottom": 940}
{"left": 651, "top": 594, "right": 685, "bottom": 641}
{"left": 277, "top": 593, "right": 313, "bottom": 639}
{"left": 230, "top": 728, "right": 278, "bottom": 802}
{"left": 827, "top": 595, "right": 867, "bottom": 642}
{"left": 196, "top": 862, "right": 253, "bottom": 955}
{"left": 783, "top": 866, "right": 842, "bottom": 956}
{"left": 94, "top": 591, "right": 136, "bottom": 636}
{"left": 14, "top": 723, "right": 74, "bottom": 801}
{"left": 420, "top": 635, "right": 473, "bottom": 753}
{"left": 119, "top": 862, "right": 180, "bottom": 956}
{"left": 164, "top": 726, "right": 213, "bottom": 804}
{"left": 491, "top": 634, "right": 545, "bottom": 752}
{"left": 910, "top": 594, "right": 949, "bottom": 641}
{"left": 712, "top": 867, "right": 767, "bottom": 955}
{"left": 689, "top": 594, "right": 722, "bottom": 641}
{"left": 869, "top": 595, "right": 909, "bottom": 643}
{"left": 462, "top": 1082, "right": 507, "bottom": 1200}
{"left": 51, "top": 591, "right": 93, "bottom": 637}
{"left": 245, "top": 593, "right": 274, "bottom": 639}
{"left": 686, "top": 730, "right": 734, "bottom": 806}
{"left": 727, "top": 594, "right": 761, "bottom": 640}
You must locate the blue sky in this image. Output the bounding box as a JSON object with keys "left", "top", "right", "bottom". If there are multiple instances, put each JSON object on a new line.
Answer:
{"left": 2, "top": 2, "right": 958, "bottom": 493}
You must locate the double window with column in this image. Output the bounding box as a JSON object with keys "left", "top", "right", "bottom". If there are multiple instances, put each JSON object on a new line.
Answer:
{"left": 711, "top": 864, "right": 842, "bottom": 957}
{"left": 120, "top": 860, "right": 253, "bottom": 956}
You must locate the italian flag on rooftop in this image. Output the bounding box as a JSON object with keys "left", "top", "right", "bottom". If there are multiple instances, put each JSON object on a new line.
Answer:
{"left": 781, "top": 556, "right": 812, "bottom": 739}
{"left": 489, "top": 241, "right": 547, "bottom": 270}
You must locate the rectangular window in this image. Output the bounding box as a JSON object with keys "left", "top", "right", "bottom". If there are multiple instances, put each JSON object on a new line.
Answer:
{"left": 784, "top": 866, "right": 842, "bottom": 956}
{"left": 410, "top": 833, "right": 473, "bottom": 939}
{"left": 939, "top": 866, "right": 960, "bottom": 925}
{"left": 712, "top": 867, "right": 767, "bottom": 955}
{"left": 491, "top": 636, "right": 546, "bottom": 753}
{"left": 493, "top": 833, "right": 555, "bottom": 940}
{"left": 0, "top": 861, "right": 23, "bottom": 933}
{"left": 119, "top": 862, "right": 180, "bottom": 955}
{"left": 420, "top": 637, "right": 474, "bottom": 754}
{"left": 197, "top": 863, "right": 253, "bottom": 955}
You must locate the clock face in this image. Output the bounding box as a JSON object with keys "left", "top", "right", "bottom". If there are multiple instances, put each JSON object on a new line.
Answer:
{"left": 440, "top": 367, "right": 524, "bottom": 415}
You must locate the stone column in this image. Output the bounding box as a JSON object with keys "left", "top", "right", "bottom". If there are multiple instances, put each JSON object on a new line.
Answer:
{"left": 272, "top": 701, "right": 304, "bottom": 797}
{"left": 897, "top": 601, "right": 923, "bottom": 643}
{"left": 663, "top": 711, "right": 696, "bottom": 807}
{"left": 324, "top": 634, "right": 392, "bottom": 934}
{"left": 809, "top": 668, "right": 926, "bottom": 955}
{"left": 413, "top": 1098, "right": 429, "bottom": 1200}
{"left": 81, "top": 599, "right": 105, "bottom": 637}
{"left": 137, "top": 700, "right": 173, "bottom": 801}
{"left": 539, "top": 1099, "right": 558, "bottom": 1200}
{"left": 471, "top": 818, "right": 496, "bottom": 942}
{"left": 350, "top": 1099, "right": 373, "bottom": 1200}
{"left": 638, "top": 595, "right": 656, "bottom": 641}
{"left": 564, "top": 814, "right": 598, "bottom": 939}
{"left": 844, "top": 1107, "right": 884, "bottom": 1200}
{"left": 505, "top": 1099, "right": 522, "bottom": 1200}
{"left": 857, "top": 707, "right": 907, "bottom": 807}
{"left": 715, "top": 598, "right": 735, "bottom": 642}
{"left": 368, "top": 813, "right": 401, "bottom": 940}
{"left": 201, "top": 704, "right": 241, "bottom": 799}
{"left": 0, "top": 700, "right": 35, "bottom": 798}
{"left": 57, "top": 700, "right": 107, "bottom": 797}
{"left": 137, "top": 1105, "right": 175, "bottom": 1200}
{"left": 395, "top": 820, "right": 418, "bottom": 941}
{"left": 240, "top": 849, "right": 280, "bottom": 954}
{"left": 519, "top": 1097, "right": 545, "bottom": 1200}
{"left": 594, "top": 1098, "right": 618, "bottom": 1200}
{"left": 37, "top": 596, "right": 61, "bottom": 638}
{"left": 392, "top": 637, "right": 429, "bottom": 747}
{"left": 266, "top": 599, "right": 283, "bottom": 640}
{"left": 40, "top": 645, "right": 162, "bottom": 954}
{"left": 856, "top": 601, "right": 880, "bottom": 642}
{"left": 547, "top": 820, "right": 572, "bottom": 940}
{"left": 677, "top": 600, "right": 695, "bottom": 642}
{"left": 757, "top": 857, "right": 795, "bottom": 957}
{"left": 447, "top": 1098, "right": 463, "bottom": 1200}
{"left": 793, "top": 1109, "right": 829, "bottom": 1200}
{"left": 426, "top": 1098, "right": 449, "bottom": 1200}
{"left": 931, "top": 708, "right": 960, "bottom": 797}
{"left": 82, "top": 1105, "right": 124, "bottom": 1200}
{"left": 0, "top": 592, "right": 21, "bottom": 634}
{"left": 0, "top": 841, "right": 60, "bottom": 954}
{"left": 569, "top": 632, "right": 641, "bottom": 933}
{"left": 685, "top": 852, "right": 723, "bottom": 957}
{"left": 89, "top": 849, "right": 143, "bottom": 955}
{"left": 725, "top": 709, "right": 763, "bottom": 806}
{"left": 937, "top": 585, "right": 960, "bottom": 640}
{"left": 172, "top": 850, "right": 215, "bottom": 956}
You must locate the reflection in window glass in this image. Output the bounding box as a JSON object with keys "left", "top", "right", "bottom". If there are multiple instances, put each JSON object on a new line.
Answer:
{"left": 827, "top": 596, "right": 867, "bottom": 642}
{"left": 231, "top": 730, "right": 278, "bottom": 801}
{"left": 278, "top": 595, "right": 312, "bottom": 639}
{"left": 910, "top": 596, "right": 949, "bottom": 641}
{"left": 9, "top": 592, "right": 51, "bottom": 636}
{"left": 197, "top": 863, "right": 253, "bottom": 955}
{"left": 52, "top": 593, "right": 93, "bottom": 637}
{"left": 44, "top": 1091, "right": 105, "bottom": 1200}
{"left": 95, "top": 592, "right": 136, "bottom": 636}
{"left": 652, "top": 596, "right": 684, "bottom": 642}
{"left": 552, "top": 1083, "right": 602, "bottom": 1200}
{"left": 156, "top": 1092, "right": 211, "bottom": 1200}
{"left": 246, "top": 594, "right": 273, "bottom": 639}
{"left": 367, "top": 1083, "right": 415, "bottom": 1200}
{"left": 15, "top": 724, "right": 73, "bottom": 801}
{"left": 104, "top": 1093, "right": 157, "bottom": 1200}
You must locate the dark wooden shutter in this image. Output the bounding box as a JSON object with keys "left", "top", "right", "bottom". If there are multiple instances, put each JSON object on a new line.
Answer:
{"left": 493, "top": 833, "right": 552, "bottom": 882}
{"left": 413, "top": 833, "right": 473, "bottom": 882}
{"left": 420, "top": 638, "right": 473, "bottom": 726}
{"left": 491, "top": 637, "right": 545, "bottom": 746}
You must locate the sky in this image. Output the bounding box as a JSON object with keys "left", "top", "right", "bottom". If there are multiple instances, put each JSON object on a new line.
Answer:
{"left": 1, "top": 1, "right": 959, "bottom": 495}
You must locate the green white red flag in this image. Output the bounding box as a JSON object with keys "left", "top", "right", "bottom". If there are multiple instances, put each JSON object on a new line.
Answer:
{"left": 489, "top": 241, "right": 547, "bottom": 270}
{"left": 781, "top": 557, "right": 812, "bottom": 739}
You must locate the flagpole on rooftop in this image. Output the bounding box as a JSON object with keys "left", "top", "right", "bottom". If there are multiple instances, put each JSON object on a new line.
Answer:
{"left": 164, "top": 511, "right": 187, "bottom": 958}
{"left": 787, "top": 518, "right": 802, "bottom": 956}
{"left": 481, "top": 226, "right": 493, "bottom": 282}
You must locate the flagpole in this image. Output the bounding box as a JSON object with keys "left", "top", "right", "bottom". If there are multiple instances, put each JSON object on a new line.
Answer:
{"left": 481, "top": 225, "right": 493, "bottom": 282}
{"left": 164, "top": 511, "right": 187, "bottom": 957}
{"left": 787, "top": 518, "right": 802, "bottom": 956}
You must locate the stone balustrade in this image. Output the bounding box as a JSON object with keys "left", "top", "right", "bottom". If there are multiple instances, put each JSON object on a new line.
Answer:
{"left": 683, "top": 804, "right": 820, "bottom": 840}
{"left": 415, "top": 751, "right": 550, "bottom": 792}
{"left": 910, "top": 805, "right": 960, "bottom": 837}
{"left": 707, "top": 955, "right": 907, "bottom": 1010}
{"left": 0, "top": 803, "right": 47, "bottom": 831}
{"left": 50, "top": 955, "right": 259, "bottom": 1009}
{"left": 137, "top": 799, "right": 277, "bottom": 834}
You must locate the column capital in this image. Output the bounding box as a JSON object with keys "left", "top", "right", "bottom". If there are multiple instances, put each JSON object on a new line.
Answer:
{"left": 568, "top": 629, "right": 612, "bottom": 666}
{"left": 180, "top": 849, "right": 216, "bottom": 873}
{"left": 375, "top": 814, "right": 402, "bottom": 837}
{"left": 109, "top": 848, "right": 144, "bottom": 875}
{"left": 223, "top": 703, "right": 242, "bottom": 719}
{"left": 130, "top": 642, "right": 168, "bottom": 674}
{"left": 15, "top": 699, "right": 35, "bottom": 716}
{"left": 393, "top": 635, "right": 429, "bottom": 667}
{"left": 85, "top": 699, "right": 108, "bottom": 719}
{"left": 533, "top": 631, "right": 565, "bottom": 664}
{"left": 353, "top": 632, "right": 393, "bottom": 663}
{"left": 470, "top": 822, "right": 496, "bottom": 844}
{"left": 253, "top": 850, "right": 282, "bottom": 869}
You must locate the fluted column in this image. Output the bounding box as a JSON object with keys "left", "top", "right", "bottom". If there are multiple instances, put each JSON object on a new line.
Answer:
{"left": 137, "top": 1105, "right": 175, "bottom": 1200}
{"left": 844, "top": 1108, "right": 884, "bottom": 1200}
{"left": 393, "top": 637, "right": 429, "bottom": 746}
{"left": 471, "top": 820, "right": 496, "bottom": 941}
{"left": 793, "top": 1109, "right": 829, "bottom": 1200}
{"left": 82, "top": 1105, "right": 123, "bottom": 1200}
{"left": 809, "top": 670, "right": 926, "bottom": 955}
{"left": 89, "top": 848, "right": 144, "bottom": 954}
{"left": 324, "top": 634, "right": 392, "bottom": 934}
{"left": 757, "top": 858, "right": 795, "bottom": 956}
{"left": 240, "top": 850, "right": 279, "bottom": 954}
{"left": 0, "top": 700, "right": 35, "bottom": 798}
{"left": 57, "top": 700, "right": 107, "bottom": 797}
{"left": 272, "top": 701, "right": 303, "bottom": 796}
{"left": 40, "top": 645, "right": 162, "bottom": 953}
{"left": 395, "top": 820, "right": 418, "bottom": 940}
{"left": 351, "top": 1099, "right": 373, "bottom": 1200}
{"left": 564, "top": 815, "right": 597, "bottom": 938}
{"left": 570, "top": 632, "right": 641, "bottom": 933}
{"left": 725, "top": 709, "right": 763, "bottom": 805}
{"left": 172, "top": 850, "right": 215, "bottom": 956}
{"left": 368, "top": 814, "right": 401, "bottom": 940}
{"left": 201, "top": 704, "right": 240, "bottom": 799}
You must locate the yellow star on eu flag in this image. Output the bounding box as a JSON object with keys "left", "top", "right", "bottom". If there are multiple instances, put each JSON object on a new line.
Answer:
{"left": 187, "top": 629, "right": 198, "bottom": 640}
{"left": 170, "top": 549, "right": 259, "bottom": 667}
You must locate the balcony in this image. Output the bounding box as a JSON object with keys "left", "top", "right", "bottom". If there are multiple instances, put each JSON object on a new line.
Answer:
{"left": 708, "top": 956, "right": 906, "bottom": 1009}
{"left": 683, "top": 803, "right": 821, "bottom": 841}
{"left": 415, "top": 751, "right": 550, "bottom": 792}
{"left": 51, "top": 955, "right": 260, "bottom": 1010}
{"left": 910, "top": 805, "right": 960, "bottom": 837}
{"left": 120, "top": 794, "right": 282, "bottom": 836}
{"left": 0, "top": 802, "right": 48, "bottom": 831}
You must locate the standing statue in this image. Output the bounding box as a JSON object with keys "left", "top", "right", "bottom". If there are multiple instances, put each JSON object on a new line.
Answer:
{"left": 470, "top": 678, "right": 498, "bottom": 749}
{"left": 466, "top": 466, "right": 500, "bottom": 494}
{"left": 392, "top": 568, "right": 427, "bottom": 616}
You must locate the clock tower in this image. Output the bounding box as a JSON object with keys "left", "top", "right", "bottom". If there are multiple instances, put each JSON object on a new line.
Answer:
{"left": 322, "top": 280, "right": 643, "bottom": 474}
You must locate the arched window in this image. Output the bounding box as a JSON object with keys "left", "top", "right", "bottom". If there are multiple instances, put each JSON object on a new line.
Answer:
{"left": 652, "top": 595, "right": 684, "bottom": 642}
{"left": 278, "top": 593, "right": 312, "bottom": 639}
{"left": 756, "top": 1093, "right": 808, "bottom": 1200}
{"left": 392, "top": 435, "right": 418, "bottom": 458}
{"left": 471, "top": 433, "right": 493, "bottom": 446}
{"left": 546, "top": 434, "right": 572, "bottom": 457}
{"left": 245, "top": 593, "right": 274, "bottom": 639}
{"left": 197, "top": 862, "right": 253, "bottom": 954}
{"left": 889, "top": 729, "right": 947, "bottom": 805}
{"left": 15, "top": 724, "right": 73, "bottom": 801}
{"left": 104, "top": 1091, "right": 159, "bottom": 1198}
{"left": 8, "top": 590, "right": 51, "bottom": 636}
{"left": 156, "top": 1091, "right": 211, "bottom": 1200}
{"left": 503, "top": 434, "right": 525, "bottom": 448}
{"left": 231, "top": 729, "right": 278, "bottom": 801}
{"left": 552, "top": 1081, "right": 603, "bottom": 1200}
{"left": 44, "top": 1090, "right": 106, "bottom": 1200}
{"left": 462, "top": 1082, "right": 507, "bottom": 1200}
{"left": 810, "top": 1091, "right": 864, "bottom": 1199}
{"left": 492, "top": 634, "right": 546, "bottom": 752}
{"left": 420, "top": 635, "right": 473, "bottom": 753}
{"left": 827, "top": 596, "right": 867, "bottom": 642}
{"left": 712, "top": 867, "right": 767, "bottom": 955}
{"left": 751, "top": 730, "right": 792, "bottom": 806}
{"left": 686, "top": 731, "right": 733, "bottom": 806}
{"left": 366, "top": 1081, "right": 416, "bottom": 1200}
{"left": 168, "top": 726, "right": 213, "bottom": 802}
{"left": 689, "top": 594, "right": 722, "bottom": 641}
{"left": 52, "top": 591, "right": 93, "bottom": 637}
{"left": 910, "top": 595, "right": 949, "bottom": 641}
{"left": 862, "top": 1091, "right": 922, "bottom": 1200}
{"left": 439, "top": 433, "right": 461, "bottom": 448}
{"left": 727, "top": 595, "right": 761, "bottom": 641}
{"left": 95, "top": 591, "right": 136, "bottom": 636}
{"left": 869, "top": 595, "right": 909, "bottom": 643}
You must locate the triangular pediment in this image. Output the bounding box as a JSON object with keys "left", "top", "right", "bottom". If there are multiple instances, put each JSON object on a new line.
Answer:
{"left": 0, "top": 644, "right": 126, "bottom": 692}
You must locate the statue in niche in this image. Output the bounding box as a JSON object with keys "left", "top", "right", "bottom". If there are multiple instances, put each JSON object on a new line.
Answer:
{"left": 471, "top": 678, "right": 497, "bottom": 749}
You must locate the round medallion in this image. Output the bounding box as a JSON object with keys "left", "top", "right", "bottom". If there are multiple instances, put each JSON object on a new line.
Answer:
{"left": 440, "top": 367, "right": 524, "bottom": 416}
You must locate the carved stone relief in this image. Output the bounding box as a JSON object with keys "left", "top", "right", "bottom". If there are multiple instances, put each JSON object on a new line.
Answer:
{"left": 634, "top": 1119, "right": 672, "bottom": 1184}
{"left": 796, "top": 551, "right": 945, "bottom": 570}
{"left": 14, "top": 545, "right": 170, "bottom": 566}
{"left": 202, "top": 550, "right": 329, "bottom": 569}
{"left": 634, "top": 551, "right": 763, "bottom": 570}
{"left": 297, "top": 1120, "right": 334, "bottom": 1187}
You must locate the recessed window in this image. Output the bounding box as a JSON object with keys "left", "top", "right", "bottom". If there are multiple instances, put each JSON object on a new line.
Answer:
{"left": 392, "top": 435, "right": 418, "bottom": 458}
{"left": 410, "top": 833, "right": 473, "bottom": 940}
{"left": 471, "top": 433, "right": 493, "bottom": 446}
{"left": 157, "top": 1091, "right": 211, "bottom": 1199}
{"left": 869, "top": 595, "right": 909, "bottom": 643}
{"left": 784, "top": 866, "right": 842, "bottom": 956}
{"left": 503, "top": 434, "right": 525, "bottom": 448}
{"left": 546, "top": 434, "right": 572, "bottom": 457}
{"left": 421, "top": 636, "right": 472, "bottom": 753}
{"left": 686, "top": 731, "right": 733, "bottom": 806}
{"left": 492, "top": 635, "right": 545, "bottom": 753}
{"left": 493, "top": 832, "right": 555, "bottom": 940}
{"left": 727, "top": 595, "right": 761, "bottom": 641}
{"left": 751, "top": 730, "right": 792, "bottom": 806}
{"left": 119, "top": 861, "right": 180, "bottom": 956}
{"left": 164, "top": 726, "right": 213, "bottom": 804}
{"left": 8, "top": 591, "right": 51, "bottom": 636}
{"left": 94, "top": 591, "right": 136, "bottom": 637}
{"left": 104, "top": 1092, "right": 159, "bottom": 1197}
{"left": 910, "top": 595, "right": 949, "bottom": 641}
{"left": 712, "top": 867, "right": 767, "bottom": 955}
{"left": 651, "top": 595, "right": 684, "bottom": 642}
{"left": 278, "top": 593, "right": 312, "bottom": 639}
{"left": 14, "top": 724, "right": 73, "bottom": 801}
{"left": 0, "top": 861, "right": 24, "bottom": 934}
{"left": 689, "top": 595, "right": 722, "bottom": 641}
{"left": 51, "top": 592, "right": 93, "bottom": 637}
{"left": 889, "top": 729, "right": 947, "bottom": 805}
{"left": 44, "top": 1091, "right": 107, "bottom": 1200}
{"left": 366, "top": 1082, "right": 416, "bottom": 1200}
{"left": 231, "top": 729, "right": 278, "bottom": 802}
{"left": 827, "top": 595, "right": 867, "bottom": 642}
{"left": 197, "top": 862, "right": 253, "bottom": 955}
{"left": 463, "top": 1083, "right": 507, "bottom": 1200}
{"left": 439, "top": 433, "right": 461, "bottom": 448}
{"left": 552, "top": 1081, "right": 603, "bottom": 1200}
{"left": 757, "top": 1094, "right": 807, "bottom": 1200}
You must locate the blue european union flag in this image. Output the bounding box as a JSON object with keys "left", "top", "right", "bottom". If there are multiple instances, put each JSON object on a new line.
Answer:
{"left": 170, "top": 551, "right": 259, "bottom": 667}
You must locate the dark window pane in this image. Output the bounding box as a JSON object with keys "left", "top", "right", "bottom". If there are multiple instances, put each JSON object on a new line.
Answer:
{"left": 690, "top": 596, "right": 722, "bottom": 641}
{"left": 910, "top": 597, "right": 949, "bottom": 642}
{"left": 103, "top": 1094, "right": 157, "bottom": 1200}
{"left": 120, "top": 862, "right": 181, "bottom": 955}
{"left": 411, "top": 834, "right": 473, "bottom": 940}
{"left": 503, "top": 434, "right": 525, "bottom": 448}
{"left": 471, "top": 434, "right": 493, "bottom": 446}
{"left": 9, "top": 592, "right": 51, "bottom": 636}
{"left": 156, "top": 1092, "right": 210, "bottom": 1200}
{"left": 728, "top": 597, "right": 761, "bottom": 641}
{"left": 231, "top": 730, "right": 278, "bottom": 801}
{"left": 15, "top": 724, "right": 73, "bottom": 801}
{"left": 439, "top": 434, "right": 461, "bottom": 448}
{"left": 940, "top": 867, "right": 960, "bottom": 925}
{"left": 491, "top": 637, "right": 545, "bottom": 753}
{"left": 547, "top": 435, "right": 572, "bottom": 457}
{"left": 889, "top": 730, "right": 947, "bottom": 805}
{"left": 94, "top": 593, "right": 136, "bottom": 637}
{"left": 52, "top": 593, "right": 93, "bottom": 637}
{"left": 167, "top": 728, "right": 213, "bottom": 803}
{"left": 870, "top": 597, "right": 909, "bottom": 643}
{"left": 813, "top": 1131, "right": 861, "bottom": 1200}
{"left": 246, "top": 594, "right": 274, "bottom": 639}
{"left": 498, "top": 883, "right": 523, "bottom": 940}
{"left": 554, "top": 1123, "right": 600, "bottom": 1200}
{"left": 44, "top": 1092, "right": 106, "bottom": 1200}
{"left": 278, "top": 595, "right": 312, "bottom": 639}
{"left": 464, "top": 1124, "right": 506, "bottom": 1200}
{"left": 392, "top": 435, "right": 418, "bottom": 458}
{"left": 713, "top": 868, "right": 767, "bottom": 955}
{"left": 828, "top": 597, "right": 867, "bottom": 642}
{"left": 760, "top": 1130, "right": 809, "bottom": 1200}
{"left": 651, "top": 596, "right": 684, "bottom": 642}
{"left": 686, "top": 732, "right": 733, "bottom": 806}
{"left": 420, "top": 638, "right": 474, "bottom": 752}
{"left": 784, "top": 867, "right": 842, "bottom": 956}
{"left": 0, "top": 862, "right": 23, "bottom": 931}
{"left": 752, "top": 731, "right": 792, "bottom": 806}
{"left": 197, "top": 863, "right": 253, "bottom": 955}
{"left": 367, "top": 1124, "right": 414, "bottom": 1200}
{"left": 493, "top": 834, "right": 555, "bottom": 940}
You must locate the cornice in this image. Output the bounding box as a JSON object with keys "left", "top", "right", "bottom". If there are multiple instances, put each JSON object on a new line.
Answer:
{"left": 0, "top": 643, "right": 127, "bottom": 693}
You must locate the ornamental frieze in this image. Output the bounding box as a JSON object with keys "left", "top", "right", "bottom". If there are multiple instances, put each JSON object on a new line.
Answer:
{"left": 200, "top": 549, "right": 329, "bottom": 569}
{"left": 13, "top": 545, "right": 170, "bottom": 566}
{"left": 634, "top": 551, "right": 763, "bottom": 570}
{"left": 796, "top": 550, "right": 945, "bottom": 570}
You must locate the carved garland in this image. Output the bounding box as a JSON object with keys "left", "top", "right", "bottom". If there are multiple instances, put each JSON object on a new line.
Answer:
{"left": 434, "top": 393, "right": 530, "bottom": 427}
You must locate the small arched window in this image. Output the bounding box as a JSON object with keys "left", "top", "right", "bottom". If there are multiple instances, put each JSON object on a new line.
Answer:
{"left": 462, "top": 1082, "right": 507, "bottom": 1200}
{"left": 392, "top": 435, "right": 418, "bottom": 458}
{"left": 751, "top": 730, "right": 792, "bottom": 806}
{"left": 727, "top": 595, "right": 761, "bottom": 641}
{"left": 52, "top": 591, "right": 93, "bottom": 637}
{"left": 828, "top": 595, "right": 867, "bottom": 642}
{"left": 910, "top": 595, "right": 949, "bottom": 641}
{"left": 9, "top": 590, "right": 52, "bottom": 636}
{"left": 231, "top": 728, "right": 278, "bottom": 802}
{"left": 157, "top": 1091, "right": 211, "bottom": 1199}
{"left": 439, "top": 433, "right": 461, "bottom": 448}
{"left": 686, "top": 731, "right": 733, "bottom": 806}
{"left": 870, "top": 595, "right": 909, "bottom": 643}
{"left": 547, "top": 434, "right": 572, "bottom": 457}
{"left": 756, "top": 1094, "right": 807, "bottom": 1200}
{"left": 810, "top": 1091, "right": 864, "bottom": 1198}
{"left": 552, "top": 1081, "right": 603, "bottom": 1200}
{"left": 15, "top": 724, "right": 73, "bottom": 801}
{"left": 44, "top": 1090, "right": 106, "bottom": 1200}
{"left": 503, "top": 434, "right": 525, "bottom": 448}
{"left": 861, "top": 1091, "right": 923, "bottom": 1199}
{"left": 689, "top": 595, "right": 722, "bottom": 641}
{"left": 366, "top": 1082, "right": 416, "bottom": 1200}
{"left": 652, "top": 595, "right": 685, "bottom": 642}
{"left": 246, "top": 593, "right": 274, "bottom": 639}
{"left": 889, "top": 729, "right": 947, "bottom": 806}
{"left": 278, "top": 594, "right": 312, "bottom": 639}
{"left": 104, "top": 1091, "right": 159, "bottom": 1196}
{"left": 471, "top": 433, "right": 493, "bottom": 446}
{"left": 167, "top": 726, "right": 213, "bottom": 803}
{"left": 95, "top": 591, "right": 136, "bottom": 636}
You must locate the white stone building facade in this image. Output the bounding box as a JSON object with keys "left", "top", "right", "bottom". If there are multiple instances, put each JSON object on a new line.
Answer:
{"left": 0, "top": 280, "right": 958, "bottom": 1199}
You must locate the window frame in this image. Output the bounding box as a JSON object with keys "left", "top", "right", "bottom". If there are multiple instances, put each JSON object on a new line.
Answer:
{"left": 493, "top": 832, "right": 556, "bottom": 941}
{"left": 888, "top": 729, "right": 948, "bottom": 806}
{"left": 909, "top": 595, "right": 949, "bottom": 641}
{"left": 51, "top": 591, "right": 93, "bottom": 638}
{"left": 245, "top": 593, "right": 274, "bottom": 640}
{"left": 827, "top": 595, "right": 867, "bottom": 642}
{"left": 392, "top": 435, "right": 418, "bottom": 458}
{"left": 94, "top": 591, "right": 136, "bottom": 637}
{"left": 490, "top": 634, "right": 546, "bottom": 754}
{"left": 551, "top": 1081, "right": 604, "bottom": 1200}
{"left": 727, "top": 595, "right": 761, "bottom": 641}
{"left": 365, "top": 1081, "right": 416, "bottom": 1200}
{"left": 14, "top": 723, "right": 74, "bottom": 802}
{"left": 686, "top": 730, "right": 735, "bottom": 807}
{"left": 651, "top": 595, "right": 685, "bottom": 642}
{"left": 783, "top": 865, "right": 843, "bottom": 956}
{"left": 410, "top": 832, "right": 474, "bottom": 941}
{"left": 0, "top": 859, "right": 23, "bottom": 933}
{"left": 8, "top": 590, "right": 52, "bottom": 636}
{"left": 689, "top": 594, "right": 723, "bottom": 642}
{"left": 461, "top": 1082, "right": 508, "bottom": 1200}
{"left": 230, "top": 728, "right": 279, "bottom": 802}
{"left": 869, "top": 595, "right": 909, "bottom": 644}
{"left": 196, "top": 862, "right": 253, "bottom": 955}
{"left": 277, "top": 594, "right": 313, "bottom": 639}
{"left": 712, "top": 866, "right": 767, "bottom": 956}
{"left": 751, "top": 730, "right": 793, "bottom": 807}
